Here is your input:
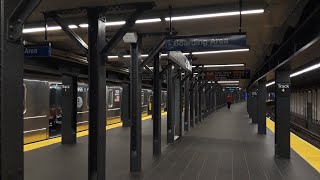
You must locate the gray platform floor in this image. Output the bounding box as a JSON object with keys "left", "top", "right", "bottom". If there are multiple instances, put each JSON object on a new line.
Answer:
{"left": 25, "top": 102, "right": 320, "bottom": 180}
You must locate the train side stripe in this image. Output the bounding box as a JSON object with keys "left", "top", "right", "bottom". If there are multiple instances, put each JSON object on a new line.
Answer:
{"left": 24, "top": 112, "right": 167, "bottom": 152}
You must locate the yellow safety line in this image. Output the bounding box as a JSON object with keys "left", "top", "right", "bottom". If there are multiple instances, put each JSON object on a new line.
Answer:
{"left": 266, "top": 118, "right": 320, "bottom": 173}
{"left": 24, "top": 112, "right": 167, "bottom": 152}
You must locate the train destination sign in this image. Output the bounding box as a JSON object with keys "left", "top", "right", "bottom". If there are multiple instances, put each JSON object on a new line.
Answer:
{"left": 24, "top": 44, "right": 52, "bottom": 57}
{"left": 163, "top": 34, "right": 246, "bottom": 52}
{"left": 205, "top": 70, "right": 250, "bottom": 80}
{"left": 168, "top": 51, "right": 192, "bottom": 72}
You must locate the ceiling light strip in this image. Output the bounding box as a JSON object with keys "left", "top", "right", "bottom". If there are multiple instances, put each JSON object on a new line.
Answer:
{"left": 165, "top": 9, "right": 264, "bottom": 21}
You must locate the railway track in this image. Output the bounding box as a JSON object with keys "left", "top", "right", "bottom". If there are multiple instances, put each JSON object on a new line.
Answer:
{"left": 267, "top": 113, "right": 320, "bottom": 149}
{"left": 290, "top": 121, "right": 320, "bottom": 149}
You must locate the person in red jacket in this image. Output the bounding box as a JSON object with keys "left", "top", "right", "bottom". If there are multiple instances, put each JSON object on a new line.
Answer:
{"left": 226, "top": 94, "right": 232, "bottom": 109}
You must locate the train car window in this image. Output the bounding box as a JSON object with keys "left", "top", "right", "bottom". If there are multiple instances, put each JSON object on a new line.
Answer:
{"left": 107, "top": 89, "right": 113, "bottom": 108}
{"left": 141, "top": 91, "right": 144, "bottom": 105}
{"left": 23, "top": 83, "right": 27, "bottom": 114}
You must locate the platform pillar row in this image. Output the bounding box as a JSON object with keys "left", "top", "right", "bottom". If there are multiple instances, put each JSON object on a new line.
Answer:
{"left": 275, "top": 70, "right": 291, "bottom": 159}
{"left": 87, "top": 8, "right": 107, "bottom": 180}
{"left": 153, "top": 53, "right": 161, "bottom": 155}
{"left": 258, "top": 78, "right": 267, "bottom": 134}
{"left": 61, "top": 74, "right": 78, "bottom": 144}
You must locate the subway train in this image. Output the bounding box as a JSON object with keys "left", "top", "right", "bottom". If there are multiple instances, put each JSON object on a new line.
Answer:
{"left": 265, "top": 91, "right": 320, "bottom": 137}
{"left": 23, "top": 78, "right": 167, "bottom": 144}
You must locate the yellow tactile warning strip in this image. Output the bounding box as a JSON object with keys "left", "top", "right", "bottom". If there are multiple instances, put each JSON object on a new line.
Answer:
{"left": 266, "top": 118, "right": 320, "bottom": 173}
{"left": 24, "top": 112, "right": 167, "bottom": 152}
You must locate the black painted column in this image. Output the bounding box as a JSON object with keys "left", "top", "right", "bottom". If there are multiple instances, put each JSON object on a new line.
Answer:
{"left": 194, "top": 81, "right": 199, "bottom": 124}
{"left": 61, "top": 75, "right": 77, "bottom": 144}
{"left": 247, "top": 91, "right": 251, "bottom": 117}
{"left": 252, "top": 89, "right": 258, "bottom": 124}
{"left": 275, "top": 70, "right": 291, "bottom": 158}
{"left": 258, "top": 78, "right": 266, "bottom": 134}
{"left": 190, "top": 80, "right": 195, "bottom": 127}
{"left": 87, "top": 8, "right": 107, "bottom": 180}
{"left": 121, "top": 83, "right": 130, "bottom": 127}
{"left": 130, "top": 42, "right": 142, "bottom": 171}
{"left": 153, "top": 53, "right": 161, "bottom": 155}
{"left": 184, "top": 76, "right": 190, "bottom": 131}
{"left": 167, "top": 63, "right": 175, "bottom": 144}
{"left": 198, "top": 81, "right": 202, "bottom": 122}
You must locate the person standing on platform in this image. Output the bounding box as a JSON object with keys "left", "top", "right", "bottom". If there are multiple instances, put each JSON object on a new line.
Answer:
{"left": 226, "top": 94, "right": 232, "bottom": 109}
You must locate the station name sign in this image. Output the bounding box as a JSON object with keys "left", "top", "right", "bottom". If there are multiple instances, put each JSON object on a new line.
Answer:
{"left": 163, "top": 33, "right": 246, "bottom": 52}
{"left": 205, "top": 70, "right": 250, "bottom": 80}
{"left": 24, "top": 44, "right": 51, "bottom": 58}
{"left": 168, "top": 51, "right": 192, "bottom": 72}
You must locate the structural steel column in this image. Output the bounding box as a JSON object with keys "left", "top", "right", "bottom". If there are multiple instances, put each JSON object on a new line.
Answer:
{"left": 121, "top": 83, "right": 130, "bottom": 127}
{"left": 184, "top": 76, "right": 190, "bottom": 131}
{"left": 247, "top": 91, "right": 251, "bottom": 117}
{"left": 252, "top": 90, "right": 258, "bottom": 124}
{"left": 87, "top": 8, "right": 107, "bottom": 180}
{"left": 198, "top": 81, "right": 203, "bottom": 122}
{"left": 1, "top": 0, "right": 40, "bottom": 179}
{"left": 195, "top": 81, "right": 199, "bottom": 124}
{"left": 153, "top": 53, "right": 161, "bottom": 155}
{"left": 130, "top": 42, "right": 142, "bottom": 171}
{"left": 167, "top": 63, "right": 175, "bottom": 144}
{"left": 275, "top": 70, "right": 291, "bottom": 158}
{"left": 61, "top": 75, "right": 77, "bottom": 144}
{"left": 173, "top": 71, "right": 184, "bottom": 136}
{"left": 190, "top": 81, "right": 195, "bottom": 127}
{"left": 258, "top": 78, "right": 266, "bottom": 134}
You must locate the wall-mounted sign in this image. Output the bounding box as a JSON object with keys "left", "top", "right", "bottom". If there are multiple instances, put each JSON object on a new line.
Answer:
{"left": 168, "top": 51, "right": 192, "bottom": 72}
{"left": 276, "top": 83, "right": 290, "bottom": 97}
{"left": 163, "top": 33, "right": 246, "bottom": 52}
{"left": 24, "top": 44, "right": 51, "bottom": 57}
{"left": 205, "top": 70, "right": 250, "bottom": 80}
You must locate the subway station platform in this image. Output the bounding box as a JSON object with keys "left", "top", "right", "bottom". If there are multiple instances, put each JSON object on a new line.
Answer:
{"left": 24, "top": 103, "right": 320, "bottom": 180}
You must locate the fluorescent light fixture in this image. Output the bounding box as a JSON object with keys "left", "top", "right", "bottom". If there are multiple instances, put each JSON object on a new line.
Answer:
{"left": 108, "top": 56, "right": 119, "bottom": 59}
{"left": 290, "top": 62, "right": 320, "bottom": 78}
{"left": 218, "top": 80, "right": 239, "bottom": 84}
{"left": 68, "top": 25, "right": 78, "bottom": 29}
{"left": 79, "top": 24, "right": 89, "bottom": 28}
{"left": 105, "top": 21, "right": 126, "bottom": 26}
{"left": 266, "top": 81, "right": 275, "bottom": 87}
{"left": 160, "top": 53, "right": 168, "bottom": 56}
{"left": 208, "top": 81, "right": 215, "bottom": 83}
{"left": 222, "top": 84, "right": 239, "bottom": 86}
{"left": 165, "top": 9, "right": 264, "bottom": 21}
{"left": 136, "top": 18, "right": 161, "bottom": 24}
{"left": 23, "top": 26, "right": 62, "bottom": 33}
{"left": 123, "top": 54, "right": 148, "bottom": 58}
{"left": 192, "top": 48, "right": 249, "bottom": 55}
{"left": 193, "top": 64, "right": 245, "bottom": 68}
{"left": 183, "top": 52, "right": 190, "bottom": 55}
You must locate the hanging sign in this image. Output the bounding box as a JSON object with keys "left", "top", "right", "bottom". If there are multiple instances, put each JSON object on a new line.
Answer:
{"left": 205, "top": 70, "right": 250, "bottom": 80}
{"left": 163, "top": 33, "right": 246, "bottom": 52}
{"left": 168, "top": 51, "right": 192, "bottom": 72}
{"left": 24, "top": 44, "right": 52, "bottom": 57}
